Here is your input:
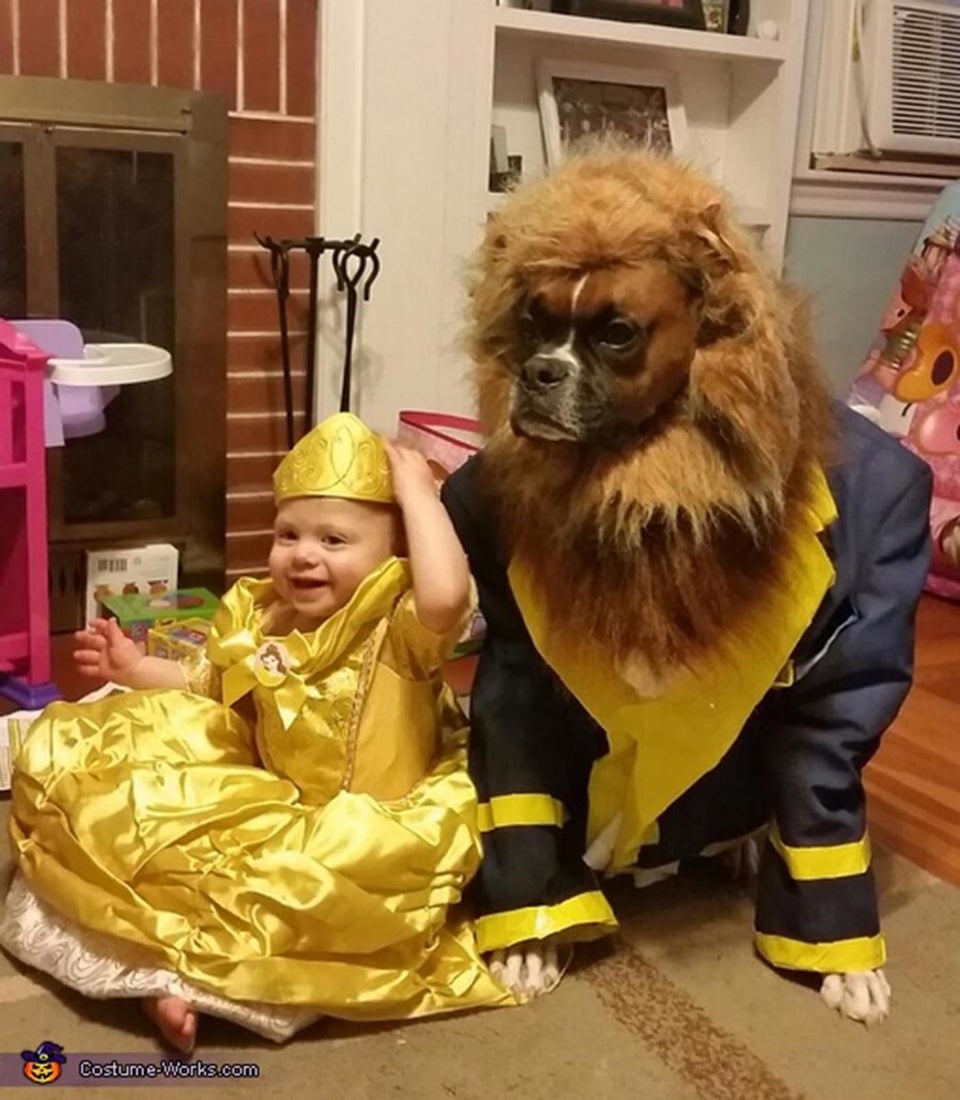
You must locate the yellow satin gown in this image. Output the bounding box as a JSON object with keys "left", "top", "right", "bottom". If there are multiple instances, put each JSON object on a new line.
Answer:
{"left": 9, "top": 557, "right": 512, "bottom": 1019}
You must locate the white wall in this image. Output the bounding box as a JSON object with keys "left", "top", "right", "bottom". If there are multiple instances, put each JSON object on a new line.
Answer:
{"left": 784, "top": 216, "right": 923, "bottom": 394}
{"left": 316, "top": 0, "right": 491, "bottom": 435}
{"left": 316, "top": 0, "right": 942, "bottom": 422}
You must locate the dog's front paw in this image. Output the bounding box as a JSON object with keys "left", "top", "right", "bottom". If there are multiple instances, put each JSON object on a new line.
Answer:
{"left": 712, "top": 832, "right": 764, "bottom": 886}
{"left": 820, "top": 969, "right": 891, "bottom": 1026}
{"left": 489, "top": 940, "right": 561, "bottom": 998}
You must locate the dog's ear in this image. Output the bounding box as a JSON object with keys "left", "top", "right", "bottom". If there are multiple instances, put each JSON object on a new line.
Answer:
{"left": 680, "top": 200, "right": 740, "bottom": 294}
{"left": 695, "top": 200, "right": 740, "bottom": 270}
{"left": 678, "top": 200, "right": 752, "bottom": 346}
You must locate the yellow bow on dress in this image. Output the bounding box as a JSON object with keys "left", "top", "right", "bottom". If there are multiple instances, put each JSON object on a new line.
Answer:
{"left": 220, "top": 638, "right": 310, "bottom": 731}
{"left": 209, "top": 560, "right": 411, "bottom": 730}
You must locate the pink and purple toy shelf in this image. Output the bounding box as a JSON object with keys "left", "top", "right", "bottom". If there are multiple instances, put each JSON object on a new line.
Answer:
{"left": 1, "top": 315, "right": 172, "bottom": 707}
{"left": 0, "top": 319, "right": 58, "bottom": 708}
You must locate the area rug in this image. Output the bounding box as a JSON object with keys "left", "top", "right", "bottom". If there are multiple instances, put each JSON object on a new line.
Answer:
{"left": 1, "top": 805, "right": 957, "bottom": 1099}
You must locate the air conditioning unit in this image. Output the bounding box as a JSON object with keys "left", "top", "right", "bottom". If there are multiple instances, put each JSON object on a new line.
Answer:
{"left": 812, "top": 0, "right": 960, "bottom": 168}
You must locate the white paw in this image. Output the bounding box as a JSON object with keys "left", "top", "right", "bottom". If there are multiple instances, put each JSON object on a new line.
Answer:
{"left": 820, "top": 969, "right": 891, "bottom": 1026}
{"left": 489, "top": 940, "right": 561, "bottom": 998}
{"left": 704, "top": 829, "right": 765, "bottom": 886}
{"left": 723, "top": 833, "right": 763, "bottom": 884}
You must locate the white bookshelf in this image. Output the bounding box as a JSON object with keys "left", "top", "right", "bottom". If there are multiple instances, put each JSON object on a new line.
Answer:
{"left": 494, "top": 6, "right": 790, "bottom": 63}
{"left": 316, "top": 0, "right": 811, "bottom": 428}
{"left": 488, "top": 0, "right": 808, "bottom": 263}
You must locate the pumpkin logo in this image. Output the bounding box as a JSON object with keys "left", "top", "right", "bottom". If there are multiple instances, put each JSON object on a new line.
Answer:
{"left": 20, "top": 1040, "right": 66, "bottom": 1085}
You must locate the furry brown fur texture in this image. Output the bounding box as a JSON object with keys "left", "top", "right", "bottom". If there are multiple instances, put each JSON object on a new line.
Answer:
{"left": 468, "top": 146, "right": 836, "bottom": 673}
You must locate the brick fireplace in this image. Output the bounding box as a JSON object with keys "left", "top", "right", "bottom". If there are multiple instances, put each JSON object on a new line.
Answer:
{"left": 0, "top": 0, "right": 318, "bottom": 588}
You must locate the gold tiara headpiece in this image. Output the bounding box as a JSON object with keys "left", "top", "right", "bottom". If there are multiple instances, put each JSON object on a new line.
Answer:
{"left": 272, "top": 413, "right": 394, "bottom": 505}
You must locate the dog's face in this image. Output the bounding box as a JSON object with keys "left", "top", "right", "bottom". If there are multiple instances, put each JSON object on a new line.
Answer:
{"left": 467, "top": 148, "right": 835, "bottom": 669}
{"left": 510, "top": 262, "right": 698, "bottom": 444}
{"left": 468, "top": 151, "right": 781, "bottom": 467}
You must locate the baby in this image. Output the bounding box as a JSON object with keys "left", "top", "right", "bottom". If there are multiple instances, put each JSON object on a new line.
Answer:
{"left": 2, "top": 413, "right": 511, "bottom": 1051}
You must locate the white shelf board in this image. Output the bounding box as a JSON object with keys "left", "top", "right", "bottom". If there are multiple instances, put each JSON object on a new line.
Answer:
{"left": 488, "top": 191, "right": 771, "bottom": 230}
{"left": 494, "top": 7, "right": 788, "bottom": 65}
{"left": 797, "top": 166, "right": 948, "bottom": 191}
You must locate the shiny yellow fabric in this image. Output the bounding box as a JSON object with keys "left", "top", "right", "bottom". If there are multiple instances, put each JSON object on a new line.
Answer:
{"left": 272, "top": 411, "right": 394, "bottom": 505}
{"left": 509, "top": 467, "right": 838, "bottom": 876}
{"left": 9, "top": 559, "right": 513, "bottom": 1018}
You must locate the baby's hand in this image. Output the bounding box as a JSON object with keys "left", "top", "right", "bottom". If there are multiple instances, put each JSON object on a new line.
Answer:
{"left": 385, "top": 442, "right": 439, "bottom": 508}
{"left": 73, "top": 619, "right": 143, "bottom": 685}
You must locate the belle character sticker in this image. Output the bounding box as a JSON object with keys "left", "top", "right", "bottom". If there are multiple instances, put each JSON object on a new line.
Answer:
{"left": 253, "top": 641, "right": 294, "bottom": 688}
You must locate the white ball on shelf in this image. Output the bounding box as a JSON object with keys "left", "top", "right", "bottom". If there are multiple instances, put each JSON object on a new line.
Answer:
{"left": 757, "top": 20, "right": 780, "bottom": 41}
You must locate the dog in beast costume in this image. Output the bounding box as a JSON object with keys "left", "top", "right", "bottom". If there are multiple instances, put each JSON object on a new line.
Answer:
{"left": 441, "top": 146, "right": 932, "bottom": 1026}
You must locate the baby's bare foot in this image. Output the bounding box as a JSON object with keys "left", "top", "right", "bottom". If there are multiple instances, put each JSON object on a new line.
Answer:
{"left": 143, "top": 995, "right": 197, "bottom": 1053}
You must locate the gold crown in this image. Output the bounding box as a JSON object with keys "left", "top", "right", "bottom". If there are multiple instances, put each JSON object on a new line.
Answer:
{"left": 273, "top": 413, "right": 395, "bottom": 505}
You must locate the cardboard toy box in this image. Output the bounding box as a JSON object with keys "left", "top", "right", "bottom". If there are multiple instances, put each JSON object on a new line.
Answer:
{"left": 147, "top": 617, "right": 213, "bottom": 661}
{"left": 85, "top": 543, "right": 179, "bottom": 626}
{"left": 98, "top": 588, "right": 221, "bottom": 646}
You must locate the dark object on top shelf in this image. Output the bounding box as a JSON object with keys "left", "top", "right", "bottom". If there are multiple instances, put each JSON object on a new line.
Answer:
{"left": 727, "top": 0, "right": 750, "bottom": 34}
{"left": 549, "top": 0, "right": 706, "bottom": 31}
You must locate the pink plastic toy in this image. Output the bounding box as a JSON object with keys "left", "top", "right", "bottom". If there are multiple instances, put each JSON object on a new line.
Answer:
{"left": 0, "top": 319, "right": 59, "bottom": 707}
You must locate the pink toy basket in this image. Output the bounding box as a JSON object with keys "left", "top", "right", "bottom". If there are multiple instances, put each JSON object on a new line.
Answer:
{"left": 396, "top": 411, "right": 485, "bottom": 658}
{"left": 396, "top": 411, "right": 483, "bottom": 480}
{"left": 0, "top": 319, "right": 58, "bottom": 707}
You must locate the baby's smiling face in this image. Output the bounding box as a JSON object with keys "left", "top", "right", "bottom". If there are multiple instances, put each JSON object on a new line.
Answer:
{"left": 268, "top": 496, "right": 401, "bottom": 624}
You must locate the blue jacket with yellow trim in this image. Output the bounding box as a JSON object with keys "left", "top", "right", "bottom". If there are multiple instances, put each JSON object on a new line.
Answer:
{"left": 442, "top": 404, "right": 933, "bottom": 973}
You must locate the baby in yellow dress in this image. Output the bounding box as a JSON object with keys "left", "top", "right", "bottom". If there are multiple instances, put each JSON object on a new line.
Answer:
{"left": 0, "top": 413, "right": 512, "bottom": 1052}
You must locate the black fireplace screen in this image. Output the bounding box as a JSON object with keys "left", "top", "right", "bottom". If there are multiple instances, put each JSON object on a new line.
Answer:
{"left": 0, "top": 77, "right": 228, "bottom": 627}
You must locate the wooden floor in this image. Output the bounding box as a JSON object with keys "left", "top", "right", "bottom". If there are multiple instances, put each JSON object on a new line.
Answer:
{"left": 6, "top": 594, "right": 960, "bottom": 886}
{"left": 865, "top": 594, "right": 960, "bottom": 886}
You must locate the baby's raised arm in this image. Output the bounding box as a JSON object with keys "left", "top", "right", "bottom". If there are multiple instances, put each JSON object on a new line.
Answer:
{"left": 385, "top": 443, "right": 471, "bottom": 636}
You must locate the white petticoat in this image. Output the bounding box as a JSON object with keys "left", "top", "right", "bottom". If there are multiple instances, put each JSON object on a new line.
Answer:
{"left": 0, "top": 873, "right": 319, "bottom": 1043}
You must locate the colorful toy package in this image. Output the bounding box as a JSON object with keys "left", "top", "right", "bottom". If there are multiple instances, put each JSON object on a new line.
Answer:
{"left": 847, "top": 188, "right": 960, "bottom": 600}
{"left": 84, "top": 543, "right": 179, "bottom": 626}
{"left": 147, "top": 617, "right": 213, "bottom": 661}
{"left": 98, "top": 588, "right": 220, "bottom": 645}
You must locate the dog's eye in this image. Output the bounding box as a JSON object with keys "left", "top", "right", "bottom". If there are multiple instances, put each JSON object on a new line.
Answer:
{"left": 598, "top": 320, "right": 638, "bottom": 349}
{"left": 518, "top": 311, "right": 538, "bottom": 340}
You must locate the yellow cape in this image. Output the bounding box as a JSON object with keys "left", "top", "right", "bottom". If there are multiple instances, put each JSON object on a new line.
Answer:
{"left": 508, "top": 468, "right": 837, "bottom": 872}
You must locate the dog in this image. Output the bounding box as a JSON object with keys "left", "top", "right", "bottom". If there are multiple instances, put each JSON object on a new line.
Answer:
{"left": 442, "top": 145, "right": 932, "bottom": 1026}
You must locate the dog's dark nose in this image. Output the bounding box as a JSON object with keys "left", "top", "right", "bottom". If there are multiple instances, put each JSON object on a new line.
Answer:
{"left": 521, "top": 354, "right": 569, "bottom": 391}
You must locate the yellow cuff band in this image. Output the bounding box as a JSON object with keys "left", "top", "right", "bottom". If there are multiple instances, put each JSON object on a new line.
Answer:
{"left": 769, "top": 825, "right": 871, "bottom": 880}
{"left": 477, "top": 794, "right": 567, "bottom": 833}
{"left": 755, "top": 931, "right": 886, "bottom": 973}
{"left": 476, "top": 891, "right": 618, "bottom": 953}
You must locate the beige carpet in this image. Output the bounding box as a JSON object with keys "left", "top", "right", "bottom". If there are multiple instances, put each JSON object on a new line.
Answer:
{"left": 1, "top": 798, "right": 958, "bottom": 1099}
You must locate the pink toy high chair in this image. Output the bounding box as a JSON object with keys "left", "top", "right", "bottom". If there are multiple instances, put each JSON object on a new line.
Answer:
{"left": 0, "top": 319, "right": 58, "bottom": 708}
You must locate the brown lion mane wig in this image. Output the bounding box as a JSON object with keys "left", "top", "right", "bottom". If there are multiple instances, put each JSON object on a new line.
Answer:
{"left": 468, "top": 144, "right": 836, "bottom": 675}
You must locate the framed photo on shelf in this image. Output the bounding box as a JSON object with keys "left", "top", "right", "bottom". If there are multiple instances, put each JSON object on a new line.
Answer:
{"left": 536, "top": 59, "right": 687, "bottom": 168}
{"left": 701, "top": 0, "right": 730, "bottom": 32}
